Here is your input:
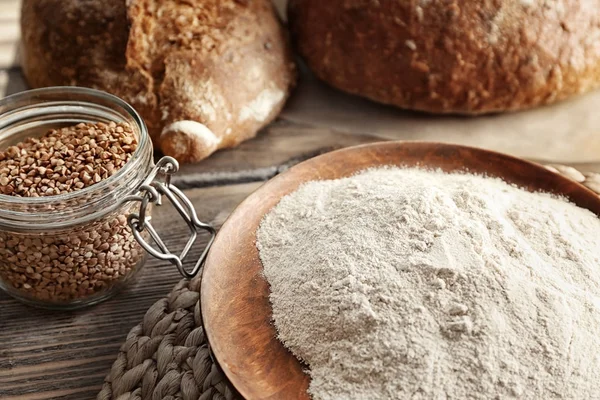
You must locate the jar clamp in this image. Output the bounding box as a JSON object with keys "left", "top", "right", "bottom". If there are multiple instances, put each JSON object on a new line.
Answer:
{"left": 122, "top": 156, "right": 216, "bottom": 280}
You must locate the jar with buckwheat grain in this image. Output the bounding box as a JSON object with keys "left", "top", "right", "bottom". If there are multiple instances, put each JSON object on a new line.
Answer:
{"left": 0, "top": 88, "right": 214, "bottom": 309}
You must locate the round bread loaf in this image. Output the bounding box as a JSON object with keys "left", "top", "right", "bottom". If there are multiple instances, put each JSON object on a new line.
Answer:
{"left": 21, "top": 0, "right": 296, "bottom": 163}
{"left": 288, "top": 0, "right": 600, "bottom": 114}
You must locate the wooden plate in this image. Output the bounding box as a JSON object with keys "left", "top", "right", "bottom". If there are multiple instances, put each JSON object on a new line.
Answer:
{"left": 200, "top": 142, "right": 600, "bottom": 400}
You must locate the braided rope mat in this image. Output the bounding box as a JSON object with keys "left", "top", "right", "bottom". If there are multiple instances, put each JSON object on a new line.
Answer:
{"left": 97, "top": 277, "right": 240, "bottom": 400}
{"left": 96, "top": 165, "right": 600, "bottom": 400}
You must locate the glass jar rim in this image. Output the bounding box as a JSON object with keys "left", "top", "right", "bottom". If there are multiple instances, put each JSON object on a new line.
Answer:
{"left": 0, "top": 87, "right": 152, "bottom": 230}
{"left": 0, "top": 87, "right": 149, "bottom": 204}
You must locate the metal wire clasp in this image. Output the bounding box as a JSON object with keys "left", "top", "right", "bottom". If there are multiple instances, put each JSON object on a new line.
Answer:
{"left": 121, "top": 156, "right": 216, "bottom": 279}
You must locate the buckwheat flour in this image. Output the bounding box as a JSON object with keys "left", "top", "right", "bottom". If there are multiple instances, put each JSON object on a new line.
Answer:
{"left": 256, "top": 168, "right": 600, "bottom": 400}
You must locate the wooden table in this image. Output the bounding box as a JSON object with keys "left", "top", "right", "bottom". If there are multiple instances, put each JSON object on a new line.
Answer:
{"left": 1, "top": 0, "right": 600, "bottom": 399}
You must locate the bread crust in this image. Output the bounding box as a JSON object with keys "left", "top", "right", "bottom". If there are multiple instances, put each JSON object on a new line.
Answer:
{"left": 288, "top": 0, "right": 600, "bottom": 114}
{"left": 21, "top": 0, "right": 296, "bottom": 162}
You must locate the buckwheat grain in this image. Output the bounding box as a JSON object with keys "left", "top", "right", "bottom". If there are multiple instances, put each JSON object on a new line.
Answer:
{"left": 0, "top": 122, "right": 147, "bottom": 304}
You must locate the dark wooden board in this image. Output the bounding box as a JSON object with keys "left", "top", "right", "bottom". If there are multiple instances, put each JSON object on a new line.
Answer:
{"left": 0, "top": 182, "right": 262, "bottom": 400}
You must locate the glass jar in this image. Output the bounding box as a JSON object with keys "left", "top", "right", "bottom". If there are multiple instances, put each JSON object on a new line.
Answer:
{"left": 0, "top": 87, "right": 215, "bottom": 309}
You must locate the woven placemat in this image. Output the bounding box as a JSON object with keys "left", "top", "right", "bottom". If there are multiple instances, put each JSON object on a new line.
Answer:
{"left": 96, "top": 166, "right": 600, "bottom": 400}
{"left": 96, "top": 277, "right": 241, "bottom": 400}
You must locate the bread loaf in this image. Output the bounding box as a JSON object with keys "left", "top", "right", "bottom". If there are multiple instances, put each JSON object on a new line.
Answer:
{"left": 21, "top": 0, "right": 296, "bottom": 163}
{"left": 288, "top": 0, "right": 600, "bottom": 114}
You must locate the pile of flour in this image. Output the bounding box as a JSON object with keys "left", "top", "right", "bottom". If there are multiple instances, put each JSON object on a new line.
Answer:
{"left": 256, "top": 167, "right": 600, "bottom": 399}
